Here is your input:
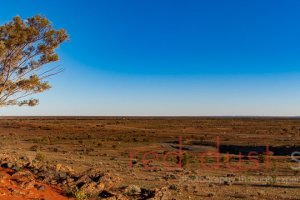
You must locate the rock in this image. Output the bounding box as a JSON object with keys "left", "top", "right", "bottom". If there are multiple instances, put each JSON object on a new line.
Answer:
{"left": 55, "top": 163, "right": 74, "bottom": 174}
{"left": 37, "top": 185, "right": 45, "bottom": 191}
{"left": 208, "top": 183, "right": 214, "bottom": 187}
{"left": 84, "top": 168, "right": 104, "bottom": 182}
{"left": 1, "top": 162, "right": 13, "bottom": 169}
{"left": 11, "top": 189, "right": 26, "bottom": 196}
{"left": 257, "top": 190, "right": 265, "bottom": 196}
{"left": 75, "top": 175, "right": 92, "bottom": 188}
{"left": 151, "top": 187, "right": 171, "bottom": 200}
{"left": 100, "top": 173, "right": 121, "bottom": 190}
{"left": 80, "top": 182, "right": 103, "bottom": 196}
{"left": 66, "top": 177, "right": 74, "bottom": 184}
{"left": 10, "top": 171, "right": 36, "bottom": 190}
{"left": 59, "top": 172, "right": 67, "bottom": 179}
{"left": 55, "top": 163, "right": 63, "bottom": 172}
{"left": 22, "top": 180, "right": 35, "bottom": 189}
{"left": 208, "top": 192, "right": 216, "bottom": 197}
{"left": 50, "top": 180, "right": 57, "bottom": 185}
{"left": 11, "top": 171, "right": 35, "bottom": 182}
{"left": 99, "top": 190, "right": 114, "bottom": 198}
{"left": 233, "top": 192, "right": 248, "bottom": 199}
{"left": 168, "top": 184, "right": 178, "bottom": 191}
{"left": 124, "top": 185, "right": 141, "bottom": 195}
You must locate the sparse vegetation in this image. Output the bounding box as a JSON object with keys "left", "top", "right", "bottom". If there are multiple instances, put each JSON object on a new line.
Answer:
{"left": 0, "top": 117, "right": 298, "bottom": 199}
{"left": 30, "top": 145, "right": 40, "bottom": 151}
{"left": 35, "top": 152, "right": 46, "bottom": 161}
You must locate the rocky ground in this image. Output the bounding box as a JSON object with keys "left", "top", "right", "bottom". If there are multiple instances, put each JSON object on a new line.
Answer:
{"left": 0, "top": 167, "right": 67, "bottom": 200}
{"left": 0, "top": 153, "right": 171, "bottom": 199}
{"left": 0, "top": 117, "right": 299, "bottom": 199}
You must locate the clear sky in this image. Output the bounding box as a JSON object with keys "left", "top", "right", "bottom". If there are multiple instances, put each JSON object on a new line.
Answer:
{"left": 1, "top": 0, "right": 300, "bottom": 116}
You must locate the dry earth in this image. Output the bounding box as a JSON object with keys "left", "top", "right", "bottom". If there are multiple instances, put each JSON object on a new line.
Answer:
{"left": 0, "top": 117, "right": 299, "bottom": 199}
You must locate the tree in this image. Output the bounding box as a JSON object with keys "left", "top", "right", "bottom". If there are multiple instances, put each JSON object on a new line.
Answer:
{"left": 0, "top": 15, "right": 68, "bottom": 107}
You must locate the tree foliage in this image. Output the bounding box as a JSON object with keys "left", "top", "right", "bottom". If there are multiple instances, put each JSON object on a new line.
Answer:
{"left": 0, "top": 15, "right": 68, "bottom": 107}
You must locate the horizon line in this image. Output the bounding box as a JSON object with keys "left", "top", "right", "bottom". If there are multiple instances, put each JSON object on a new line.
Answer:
{"left": 0, "top": 115, "right": 299, "bottom": 118}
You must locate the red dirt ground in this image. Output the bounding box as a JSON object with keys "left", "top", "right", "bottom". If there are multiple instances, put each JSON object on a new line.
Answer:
{"left": 0, "top": 167, "right": 69, "bottom": 200}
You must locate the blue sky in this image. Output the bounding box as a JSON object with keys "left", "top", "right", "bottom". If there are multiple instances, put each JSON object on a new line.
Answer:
{"left": 1, "top": 0, "right": 300, "bottom": 116}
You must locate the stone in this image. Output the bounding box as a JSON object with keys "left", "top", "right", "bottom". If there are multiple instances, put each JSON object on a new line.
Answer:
{"left": 37, "top": 185, "right": 45, "bottom": 191}
{"left": 152, "top": 187, "right": 171, "bottom": 200}
{"left": 208, "top": 192, "right": 216, "bottom": 197}
{"left": 168, "top": 184, "right": 178, "bottom": 191}
{"left": 124, "top": 185, "right": 141, "bottom": 195}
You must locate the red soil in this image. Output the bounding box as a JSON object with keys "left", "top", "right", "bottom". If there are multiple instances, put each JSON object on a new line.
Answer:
{"left": 0, "top": 167, "right": 70, "bottom": 200}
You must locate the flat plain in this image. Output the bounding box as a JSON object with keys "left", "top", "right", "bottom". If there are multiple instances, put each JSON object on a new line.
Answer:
{"left": 0, "top": 117, "right": 300, "bottom": 199}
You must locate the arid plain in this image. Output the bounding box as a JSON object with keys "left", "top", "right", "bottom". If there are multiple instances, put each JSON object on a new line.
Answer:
{"left": 0, "top": 117, "right": 299, "bottom": 199}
